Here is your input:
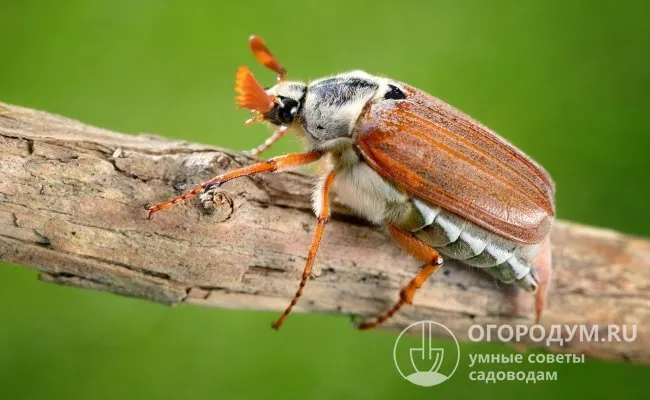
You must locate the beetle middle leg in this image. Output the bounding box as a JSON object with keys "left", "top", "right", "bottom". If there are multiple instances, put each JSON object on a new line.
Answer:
{"left": 358, "top": 225, "right": 443, "bottom": 330}
{"left": 271, "top": 171, "right": 337, "bottom": 330}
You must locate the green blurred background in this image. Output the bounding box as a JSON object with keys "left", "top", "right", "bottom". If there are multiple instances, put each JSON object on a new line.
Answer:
{"left": 1, "top": 0, "right": 649, "bottom": 399}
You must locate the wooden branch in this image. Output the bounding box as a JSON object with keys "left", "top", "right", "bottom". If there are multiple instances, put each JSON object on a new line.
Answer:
{"left": 1, "top": 102, "right": 648, "bottom": 363}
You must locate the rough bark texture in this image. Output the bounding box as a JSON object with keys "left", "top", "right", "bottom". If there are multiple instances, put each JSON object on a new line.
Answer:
{"left": 1, "top": 102, "right": 648, "bottom": 363}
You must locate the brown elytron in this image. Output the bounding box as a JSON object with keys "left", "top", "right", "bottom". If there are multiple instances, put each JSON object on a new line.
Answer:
{"left": 357, "top": 89, "right": 555, "bottom": 244}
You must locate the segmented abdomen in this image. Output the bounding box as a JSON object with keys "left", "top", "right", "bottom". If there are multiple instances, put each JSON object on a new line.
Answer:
{"left": 411, "top": 199, "right": 540, "bottom": 290}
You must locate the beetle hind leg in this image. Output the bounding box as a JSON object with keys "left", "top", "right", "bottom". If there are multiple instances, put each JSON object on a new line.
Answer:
{"left": 531, "top": 237, "right": 552, "bottom": 322}
{"left": 358, "top": 225, "right": 443, "bottom": 330}
{"left": 489, "top": 238, "right": 551, "bottom": 323}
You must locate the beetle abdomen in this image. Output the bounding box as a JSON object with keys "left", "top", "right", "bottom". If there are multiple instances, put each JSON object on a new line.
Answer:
{"left": 328, "top": 148, "right": 541, "bottom": 292}
{"left": 411, "top": 199, "right": 540, "bottom": 291}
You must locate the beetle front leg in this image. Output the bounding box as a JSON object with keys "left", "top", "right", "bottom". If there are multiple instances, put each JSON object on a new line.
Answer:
{"left": 358, "top": 225, "right": 443, "bottom": 330}
{"left": 146, "top": 150, "right": 322, "bottom": 217}
{"left": 246, "top": 126, "right": 288, "bottom": 158}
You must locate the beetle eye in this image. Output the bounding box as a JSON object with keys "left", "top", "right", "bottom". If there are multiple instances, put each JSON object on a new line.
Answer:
{"left": 277, "top": 98, "right": 299, "bottom": 124}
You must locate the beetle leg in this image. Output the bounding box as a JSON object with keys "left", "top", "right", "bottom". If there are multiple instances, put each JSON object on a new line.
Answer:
{"left": 358, "top": 225, "right": 443, "bottom": 330}
{"left": 272, "top": 171, "right": 337, "bottom": 330}
{"left": 146, "top": 150, "right": 321, "bottom": 217}
{"left": 246, "top": 126, "right": 288, "bottom": 158}
{"left": 532, "top": 237, "right": 552, "bottom": 322}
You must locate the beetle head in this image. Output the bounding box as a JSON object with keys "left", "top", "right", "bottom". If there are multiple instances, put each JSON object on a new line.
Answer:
{"left": 235, "top": 35, "right": 306, "bottom": 127}
{"left": 235, "top": 67, "right": 306, "bottom": 126}
{"left": 262, "top": 81, "right": 306, "bottom": 126}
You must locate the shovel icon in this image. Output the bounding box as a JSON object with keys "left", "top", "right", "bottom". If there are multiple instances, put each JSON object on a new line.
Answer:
{"left": 405, "top": 321, "right": 448, "bottom": 386}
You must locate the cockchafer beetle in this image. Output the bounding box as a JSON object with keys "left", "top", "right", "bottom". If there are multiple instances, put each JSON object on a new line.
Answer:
{"left": 147, "top": 35, "right": 555, "bottom": 330}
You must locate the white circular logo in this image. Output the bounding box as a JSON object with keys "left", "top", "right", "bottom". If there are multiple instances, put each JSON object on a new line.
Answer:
{"left": 393, "top": 320, "right": 460, "bottom": 387}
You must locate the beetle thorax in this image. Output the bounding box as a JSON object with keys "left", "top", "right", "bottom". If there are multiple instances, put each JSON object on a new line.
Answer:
{"left": 298, "top": 71, "right": 394, "bottom": 149}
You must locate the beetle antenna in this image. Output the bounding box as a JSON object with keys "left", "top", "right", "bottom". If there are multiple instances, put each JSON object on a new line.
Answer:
{"left": 235, "top": 66, "right": 275, "bottom": 114}
{"left": 249, "top": 35, "right": 287, "bottom": 81}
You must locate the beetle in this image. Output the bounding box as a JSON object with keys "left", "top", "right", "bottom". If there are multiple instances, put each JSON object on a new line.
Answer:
{"left": 147, "top": 35, "right": 555, "bottom": 330}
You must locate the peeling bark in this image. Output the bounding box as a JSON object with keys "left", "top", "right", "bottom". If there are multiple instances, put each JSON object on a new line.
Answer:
{"left": 0, "top": 102, "right": 649, "bottom": 363}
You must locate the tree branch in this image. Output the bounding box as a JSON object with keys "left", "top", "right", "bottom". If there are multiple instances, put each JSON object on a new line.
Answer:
{"left": 1, "top": 102, "right": 648, "bottom": 363}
